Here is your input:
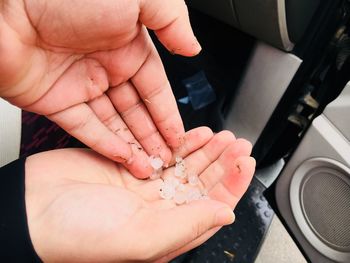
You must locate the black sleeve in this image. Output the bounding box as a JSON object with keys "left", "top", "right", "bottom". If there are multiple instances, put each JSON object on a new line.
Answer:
{"left": 0, "top": 158, "right": 42, "bottom": 262}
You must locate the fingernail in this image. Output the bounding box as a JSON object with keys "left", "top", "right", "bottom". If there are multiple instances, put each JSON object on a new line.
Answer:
{"left": 113, "top": 156, "right": 128, "bottom": 163}
{"left": 215, "top": 207, "right": 235, "bottom": 226}
{"left": 192, "top": 37, "right": 202, "bottom": 53}
{"left": 250, "top": 157, "right": 257, "bottom": 167}
{"left": 196, "top": 41, "right": 202, "bottom": 51}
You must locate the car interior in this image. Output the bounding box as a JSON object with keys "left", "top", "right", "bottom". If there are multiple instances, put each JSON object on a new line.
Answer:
{"left": 156, "top": 0, "right": 350, "bottom": 262}
{"left": 1, "top": 0, "right": 349, "bottom": 262}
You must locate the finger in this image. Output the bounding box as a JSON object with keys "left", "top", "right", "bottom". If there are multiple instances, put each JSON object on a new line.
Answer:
{"left": 125, "top": 200, "right": 234, "bottom": 260}
{"left": 199, "top": 139, "right": 253, "bottom": 191}
{"left": 209, "top": 156, "right": 256, "bottom": 208}
{"left": 107, "top": 82, "right": 172, "bottom": 164}
{"left": 159, "top": 158, "right": 255, "bottom": 262}
{"left": 88, "top": 95, "right": 153, "bottom": 178}
{"left": 92, "top": 29, "right": 186, "bottom": 150}
{"left": 171, "top": 126, "right": 214, "bottom": 163}
{"left": 139, "top": 0, "right": 201, "bottom": 56}
{"left": 48, "top": 103, "right": 132, "bottom": 163}
{"left": 131, "top": 47, "right": 185, "bottom": 149}
{"left": 179, "top": 131, "right": 236, "bottom": 176}
{"left": 129, "top": 127, "right": 214, "bottom": 200}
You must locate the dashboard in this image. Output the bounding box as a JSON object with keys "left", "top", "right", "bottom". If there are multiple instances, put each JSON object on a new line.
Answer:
{"left": 187, "top": 0, "right": 320, "bottom": 51}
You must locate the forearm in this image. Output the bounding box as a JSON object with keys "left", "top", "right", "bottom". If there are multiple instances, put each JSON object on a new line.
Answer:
{"left": 0, "top": 158, "right": 41, "bottom": 262}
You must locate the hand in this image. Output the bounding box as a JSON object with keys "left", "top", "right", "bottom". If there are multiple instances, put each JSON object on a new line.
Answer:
{"left": 25, "top": 128, "right": 255, "bottom": 262}
{"left": 0, "top": 0, "right": 201, "bottom": 178}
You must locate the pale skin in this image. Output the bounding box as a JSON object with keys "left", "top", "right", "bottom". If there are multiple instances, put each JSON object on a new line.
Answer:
{"left": 25, "top": 128, "right": 255, "bottom": 262}
{"left": 1, "top": 2, "right": 257, "bottom": 261}
{"left": 0, "top": 0, "right": 202, "bottom": 178}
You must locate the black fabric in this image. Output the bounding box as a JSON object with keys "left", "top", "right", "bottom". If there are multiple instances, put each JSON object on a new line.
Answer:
{"left": 21, "top": 111, "right": 85, "bottom": 158}
{"left": 0, "top": 159, "right": 42, "bottom": 262}
{"left": 151, "top": 8, "right": 255, "bottom": 133}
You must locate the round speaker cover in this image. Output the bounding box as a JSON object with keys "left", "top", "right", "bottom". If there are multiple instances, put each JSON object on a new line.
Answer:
{"left": 290, "top": 158, "right": 350, "bottom": 262}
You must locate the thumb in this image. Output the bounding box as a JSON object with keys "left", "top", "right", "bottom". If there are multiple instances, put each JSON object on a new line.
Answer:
{"left": 144, "top": 200, "right": 235, "bottom": 259}
{"left": 139, "top": 0, "right": 201, "bottom": 56}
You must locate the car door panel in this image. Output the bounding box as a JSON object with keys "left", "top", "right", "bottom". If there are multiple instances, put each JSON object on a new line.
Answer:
{"left": 224, "top": 42, "right": 302, "bottom": 146}
{"left": 275, "top": 82, "right": 350, "bottom": 263}
{"left": 187, "top": 0, "right": 322, "bottom": 51}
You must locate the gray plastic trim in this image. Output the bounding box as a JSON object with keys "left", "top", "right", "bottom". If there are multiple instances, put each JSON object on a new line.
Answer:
{"left": 224, "top": 42, "right": 302, "bottom": 145}
{"left": 233, "top": 0, "right": 294, "bottom": 51}
{"left": 277, "top": 0, "right": 294, "bottom": 50}
{"left": 324, "top": 82, "right": 350, "bottom": 142}
{"left": 290, "top": 158, "right": 350, "bottom": 262}
{"left": 0, "top": 99, "right": 21, "bottom": 167}
{"left": 187, "top": 0, "right": 239, "bottom": 27}
{"left": 188, "top": 0, "right": 294, "bottom": 51}
{"left": 255, "top": 158, "right": 285, "bottom": 188}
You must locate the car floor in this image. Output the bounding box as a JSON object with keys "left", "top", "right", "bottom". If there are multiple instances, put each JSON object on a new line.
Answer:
{"left": 255, "top": 216, "right": 306, "bottom": 263}
{"left": 171, "top": 177, "right": 274, "bottom": 263}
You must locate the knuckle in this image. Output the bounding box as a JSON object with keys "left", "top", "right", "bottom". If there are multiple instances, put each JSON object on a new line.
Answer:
{"left": 190, "top": 221, "right": 204, "bottom": 240}
{"left": 66, "top": 111, "right": 94, "bottom": 134}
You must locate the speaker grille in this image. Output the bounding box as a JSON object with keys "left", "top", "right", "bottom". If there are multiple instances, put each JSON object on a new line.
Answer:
{"left": 301, "top": 168, "right": 350, "bottom": 251}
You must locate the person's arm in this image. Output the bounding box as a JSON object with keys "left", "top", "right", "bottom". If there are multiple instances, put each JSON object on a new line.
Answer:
{"left": 0, "top": 128, "right": 255, "bottom": 262}
{"left": 0, "top": 159, "right": 42, "bottom": 262}
{"left": 0, "top": 0, "right": 201, "bottom": 178}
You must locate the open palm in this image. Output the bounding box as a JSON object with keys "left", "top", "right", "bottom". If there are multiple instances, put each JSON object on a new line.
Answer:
{"left": 25, "top": 128, "right": 255, "bottom": 262}
{"left": 1, "top": 0, "right": 201, "bottom": 178}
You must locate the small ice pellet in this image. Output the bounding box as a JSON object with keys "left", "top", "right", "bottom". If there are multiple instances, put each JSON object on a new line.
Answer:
{"left": 164, "top": 177, "right": 180, "bottom": 188}
{"left": 188, "top": 174, "right": 200, "bottom": 186}
{"left": 186, "top": 188, "right": 202, "bottom": 203}
{"left": 150, "top": 171, "right": 161, "bottom": 180}
{"left": 200, "top": 195, "right": 210, "bottom": 200}
{"left": 160, "top": 183, "right": 176, "bottom": 200}
{"left": 174, "top": 159, "right": 186, "bottom": 178}
{"left": 150, "top": 156, "right": 164, "bottom": 170}
{"left": 174, "top": 166, "right": 186, "bottom": 178}
{"left": 176, "top": 183, "right": 186, "bottom": 192}
{"left": 174, "top": 191, "right": 187, "bottom": 205}
{"left": 158, "top": 154, "right": 211, "bottom": 205}
{"left": 175, "top": 156, "right": 183, "bottom": 163}
{"left": 200, "top": 188, "right": 208, "bottom": 196}
{"left": 174, "top": 156, "right": 186, "bottom": 178}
